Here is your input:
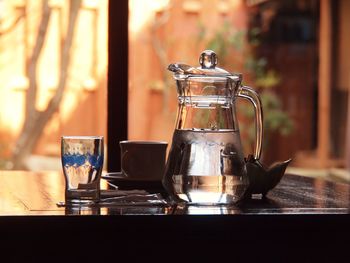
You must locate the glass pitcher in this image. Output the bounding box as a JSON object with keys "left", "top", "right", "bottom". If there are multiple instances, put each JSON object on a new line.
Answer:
{"left": 162, "top": 50, "right": 263, "bottom": 205}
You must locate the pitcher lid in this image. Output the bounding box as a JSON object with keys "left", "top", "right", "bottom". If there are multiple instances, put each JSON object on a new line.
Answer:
{"left": 168, "top": 50, "right": 242, "bottom": 81}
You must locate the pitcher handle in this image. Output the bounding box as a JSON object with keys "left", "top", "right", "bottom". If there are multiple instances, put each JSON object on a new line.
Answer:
{"left": 237, "top": 85, "right": 263, "bottom": 160}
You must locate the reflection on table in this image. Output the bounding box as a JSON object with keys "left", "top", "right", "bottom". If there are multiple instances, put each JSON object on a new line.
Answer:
{"left": 0, "top": 171, "right": 349, "bottom": 215}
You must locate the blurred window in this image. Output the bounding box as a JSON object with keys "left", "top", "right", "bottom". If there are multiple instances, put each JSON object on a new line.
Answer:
{"left": 0, "top": 0, "right": 108, "bottom": 170}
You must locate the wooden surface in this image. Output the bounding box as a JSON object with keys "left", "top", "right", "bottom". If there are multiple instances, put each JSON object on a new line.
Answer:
{"left": 107, "top": 0, "right": 128, "bottom": 173}
{"left": 317, "top": 0, "right": 332, "bottom": 167}
{"left": 0, "top": 171, "right": 349, "bottom": 215}
{"left": 0, "top": 171, "right": 350, "bottom": 261}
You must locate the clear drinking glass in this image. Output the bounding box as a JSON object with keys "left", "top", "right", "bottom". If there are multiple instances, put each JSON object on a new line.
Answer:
{"left": 61, "top": 136, "right": 104, "bottom": 204}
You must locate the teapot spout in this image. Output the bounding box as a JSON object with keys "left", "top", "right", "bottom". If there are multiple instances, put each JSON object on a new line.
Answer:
{"left": 244, "top": 155, "right": 292, "bottom": 198}
{"left": 168, "top": 63, "right": 204, "bottom": 75}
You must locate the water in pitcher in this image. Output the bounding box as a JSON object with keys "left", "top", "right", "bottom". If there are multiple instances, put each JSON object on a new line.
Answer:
{"left": 163, "top": 129, "right": 248, "bottom": 204}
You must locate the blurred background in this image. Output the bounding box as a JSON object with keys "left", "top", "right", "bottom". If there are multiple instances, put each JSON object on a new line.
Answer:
{"left": 0, "top": 0, "right": 349, "bottom": 183}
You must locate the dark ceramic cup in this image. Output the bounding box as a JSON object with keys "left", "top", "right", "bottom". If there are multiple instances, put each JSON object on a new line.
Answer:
{"left": 120, "top": 140, "right": 168, "bottom": 181}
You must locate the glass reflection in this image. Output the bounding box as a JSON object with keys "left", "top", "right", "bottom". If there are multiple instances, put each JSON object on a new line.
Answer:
{"left": 174, "top": 204, "right": 242, "bottom": 215}
{"left": 65, "top": 206, "right": 100, "bottom": 215}
{"left": 106, "top": 206, "right": 172, "bottom": 215}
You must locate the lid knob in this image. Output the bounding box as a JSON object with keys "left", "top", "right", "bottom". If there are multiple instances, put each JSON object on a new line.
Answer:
{"left": 199, "top": 50, "right": 218, "bottom": 69}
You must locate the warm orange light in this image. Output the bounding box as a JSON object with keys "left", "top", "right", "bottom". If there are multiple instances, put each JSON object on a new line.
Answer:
{"left": 129, "top": 0, "right": 170, "bottom": 38}
{"left": 0, "top": 0, "right": 108, "bottom": 162}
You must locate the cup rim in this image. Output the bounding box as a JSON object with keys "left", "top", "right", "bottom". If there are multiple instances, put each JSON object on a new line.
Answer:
{"left": 62, "top": 135, "right": 104, "bottom": 140}
{"left": 119, "top": 140, "right": 167, "bottom": 145}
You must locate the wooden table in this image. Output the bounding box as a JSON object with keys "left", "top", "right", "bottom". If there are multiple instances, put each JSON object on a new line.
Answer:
{"left": 0, "top": 171, "right": 349, "bottom": 261}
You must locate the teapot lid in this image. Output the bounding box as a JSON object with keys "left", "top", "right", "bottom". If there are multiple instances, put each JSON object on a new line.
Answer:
{"left": 168, "top": 50, "right": 242, "bottom": 81}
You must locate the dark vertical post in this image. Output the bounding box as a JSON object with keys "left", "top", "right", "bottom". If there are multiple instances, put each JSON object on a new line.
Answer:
{"left": 107, "top": 0, "right": 128, "bottom": 172}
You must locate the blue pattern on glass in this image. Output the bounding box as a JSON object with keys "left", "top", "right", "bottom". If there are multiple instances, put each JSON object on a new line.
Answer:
{"left": 62, "top": 153, "right": 103, "bottom": 168}
{"left": 88, "top": 154, "right": 103, "bottom": 168}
